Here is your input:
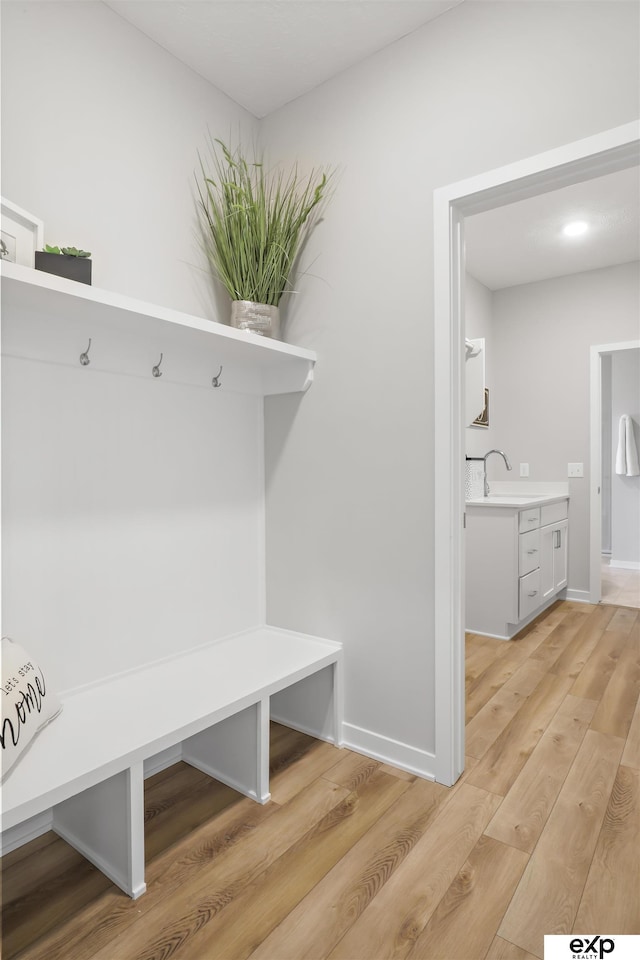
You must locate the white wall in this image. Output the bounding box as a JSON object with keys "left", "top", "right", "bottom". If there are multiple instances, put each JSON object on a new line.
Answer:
{"left": 491, "top": 262, "right": 640, "bottom": 595}
{"left": 261, "top": 1, "right": 640, "bottom": 769}
{"left": 1, "top": 346, "right": 264, "bottom": 693}
{"left": 2, "top": 0, "right": 639, "bottom": 773}
{"left": 1, "top": 2, "right": 263, "bottom": 691}
{"left": 0, "top": 0, "right": 258, "bottom": 319}
{"left": 611, "top": 349, "right": 640, "bottom": 566}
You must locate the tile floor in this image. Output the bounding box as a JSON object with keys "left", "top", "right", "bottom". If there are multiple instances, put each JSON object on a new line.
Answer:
{"left": 601, "top": 556, "right": 640, "bottom": 609}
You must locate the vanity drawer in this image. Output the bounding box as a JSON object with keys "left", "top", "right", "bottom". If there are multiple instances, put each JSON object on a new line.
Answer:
{"left": 518, "top": 507, "right": 541, "bottom": 533}
{"left": 519, "top": 529, "right": 540, "bottom": 576}
{"left": 541, "top": 499, "right": 569, "bottom": 526}
{"left": 519, "top": 568, "right": 541, "bottom": 620}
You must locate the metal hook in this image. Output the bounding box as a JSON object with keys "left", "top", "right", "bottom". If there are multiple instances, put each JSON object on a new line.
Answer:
{"left": 79, "top": 339, "right": 92, "bottom": 366}
{"left": 152, "top": 353, "right": 163, "bottom": 378}
{"left": 212, "top": 365, "right": 223, "bottom": 389}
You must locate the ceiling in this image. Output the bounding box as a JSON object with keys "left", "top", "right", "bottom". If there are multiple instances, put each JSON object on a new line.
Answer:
{"left": 465, "top": 166, "right": 640, "bottom": 290}
{"left": 102, "top": 1, "right": 639, "bottom": 290}
{"left": 104, "top": 0, "right": 463, "bottom": 118}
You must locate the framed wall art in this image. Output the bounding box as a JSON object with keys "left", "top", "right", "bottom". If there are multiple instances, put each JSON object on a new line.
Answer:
{"left": 472, "top": 387, "right": 489, "bottom": 428}
{"left": 1, "top": 198, "right": 44, "bottom": 268}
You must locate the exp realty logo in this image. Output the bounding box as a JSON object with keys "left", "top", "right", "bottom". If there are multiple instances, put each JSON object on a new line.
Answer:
{"left": 545, "top": 935, "right": 639, "bottom": 960}
{"left": 568, "top": 936, "right": 615, "bottom": 959}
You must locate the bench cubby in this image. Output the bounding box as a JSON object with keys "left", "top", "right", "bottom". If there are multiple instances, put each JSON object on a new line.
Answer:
{"left": 1, "top": 627, "right": 343, "bottom": 897}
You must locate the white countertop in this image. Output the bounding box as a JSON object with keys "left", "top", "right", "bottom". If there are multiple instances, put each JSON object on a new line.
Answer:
{"left": 466, "top": 493, "right": 569, "bottom": 508}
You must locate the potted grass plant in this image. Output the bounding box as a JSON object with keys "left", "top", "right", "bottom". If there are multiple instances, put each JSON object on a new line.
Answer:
{"left": 196, "top": 139, "right": 331, "bottom": 339}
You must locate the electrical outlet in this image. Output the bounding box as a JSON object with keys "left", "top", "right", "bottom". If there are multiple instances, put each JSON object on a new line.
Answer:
{"left": 568, "top": 462, "right": 584, "bottom": 478}
{"left": 520, "top": 463, "right": 529, "bottom": 477}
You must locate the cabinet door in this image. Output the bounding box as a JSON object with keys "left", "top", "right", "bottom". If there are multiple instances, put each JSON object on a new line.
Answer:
{"left": 553, "top": 520, "right": 568, "bottom": 592}
{"left": 540, "top": 523, "right": 555, "bottom": 601}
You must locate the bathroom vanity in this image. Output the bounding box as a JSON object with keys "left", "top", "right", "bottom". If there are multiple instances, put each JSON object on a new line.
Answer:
{"left": 465, "top": 493, "right": 569, "bottom": 640}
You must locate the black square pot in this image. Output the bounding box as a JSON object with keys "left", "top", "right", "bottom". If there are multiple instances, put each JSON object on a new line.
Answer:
{"left": 35, "top": 251, "right": 92, "bottom": 285}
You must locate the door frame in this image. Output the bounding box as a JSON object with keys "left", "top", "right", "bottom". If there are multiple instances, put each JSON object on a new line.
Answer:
{"left": 589, "top": 339, "right": 640, "bottom": 602}
{"left": 432, "top": 120, "right": 640, "bottom": 786}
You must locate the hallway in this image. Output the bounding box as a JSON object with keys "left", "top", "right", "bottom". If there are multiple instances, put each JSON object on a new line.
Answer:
{"left": 601, "top": 556, "right": 640, "bottom": 609}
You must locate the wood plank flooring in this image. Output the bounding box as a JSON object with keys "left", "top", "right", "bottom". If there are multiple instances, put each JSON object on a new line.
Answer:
{"left": 2, "top": 600, "right": 639, "bottom": 959}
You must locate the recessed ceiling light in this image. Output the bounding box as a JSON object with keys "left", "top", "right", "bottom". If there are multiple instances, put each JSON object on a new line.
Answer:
{"left": 563, "top": 220, "right": 589, "bottom": 237}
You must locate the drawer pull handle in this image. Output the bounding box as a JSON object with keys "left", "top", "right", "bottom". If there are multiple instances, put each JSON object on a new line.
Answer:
{"left": 527, "top": 549, "right": 538, "bottom": 554}
{"left": 528, "top": 590, "right": 538, "bottom": 597}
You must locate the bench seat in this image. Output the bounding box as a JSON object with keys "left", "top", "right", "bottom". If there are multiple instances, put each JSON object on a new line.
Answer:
{"left": 1, "top": 626, "right": 343, "bottom": 898}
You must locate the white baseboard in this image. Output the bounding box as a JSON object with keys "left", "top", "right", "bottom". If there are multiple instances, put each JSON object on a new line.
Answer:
{"left": 342, "top": 723, "right": 436, "bottom": 781}
{"left": 466, "top": 628, "right": 512, "bottom": 641}
{"left": 564, "top": 588, "right": 594, "bottom": 603}
{"left": 143, "top": 743, "right": 183, "bottom": 778}
{"left": 270, "top": 713, "right": 340, "bottom": 746}
{"left": 0, "top": 809, "right": 53, "bottom": 856}
{"left": 2, "top": 748, "right": 184, "bottom": 856}
{"left": 53, "top": 820, "right": 146, "bottom": 899}
{"left": 609, "top": 559, "right": 640, "bottom": 570}
{"left": 181, "top": 753, "right": 268, "bottom": 804}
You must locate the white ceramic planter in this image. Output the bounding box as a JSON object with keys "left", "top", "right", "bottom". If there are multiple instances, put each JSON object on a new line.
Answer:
{"left": 230, "top": 300, "right": 280, "bottom": 339}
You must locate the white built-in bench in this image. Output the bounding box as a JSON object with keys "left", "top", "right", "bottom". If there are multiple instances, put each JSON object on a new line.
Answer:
{"left": 1, "top": 627, "right": 343, "bottom": 899}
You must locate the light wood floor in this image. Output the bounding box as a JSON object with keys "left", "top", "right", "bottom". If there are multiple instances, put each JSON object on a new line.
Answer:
{"left": 601, "top": 557, "right": 640, "bottom": 609}
{"left": 2, "top": 600, "right": 639, "bottom": 960}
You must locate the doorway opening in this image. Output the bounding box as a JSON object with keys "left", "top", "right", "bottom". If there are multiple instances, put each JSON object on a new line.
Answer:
{"left": 433, "top": 121, "right": 640, "bottom": 786}
{"left": 590, "top": 341, "right": 640, "bottom": 609}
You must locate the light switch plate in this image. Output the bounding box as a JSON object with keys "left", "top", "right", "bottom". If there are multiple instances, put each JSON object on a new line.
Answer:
{"left": 520, "top": 463, "right": 529, "bottom": 477}
{"left": 568, "top": 462, "right": 584, "bottom": 477}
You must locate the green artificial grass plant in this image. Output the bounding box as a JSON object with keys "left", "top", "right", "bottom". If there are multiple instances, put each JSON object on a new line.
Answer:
{"left": 197, "top": 139, "right": 331, "bottom": 307}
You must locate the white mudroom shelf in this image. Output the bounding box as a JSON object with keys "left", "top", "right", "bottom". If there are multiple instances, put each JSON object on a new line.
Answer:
{"left": 0, "top": 262, "right": 316, "bottom": 395}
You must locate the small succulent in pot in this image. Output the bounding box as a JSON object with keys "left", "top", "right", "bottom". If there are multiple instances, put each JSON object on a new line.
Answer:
{"left": 44, "top": 244, "right": 91, "bottom": 258}
{"left": 36, "top": 244, "right": 92, "bottom": 285}
{"left": 196, "top": 138, "right": 332, "bottom": 338}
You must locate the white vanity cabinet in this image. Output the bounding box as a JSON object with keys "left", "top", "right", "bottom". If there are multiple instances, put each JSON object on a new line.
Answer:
{"left": 465, "top": 496, "right": 569, "bottom": 640}
{"left": 539, "top": 502, "right": 569, "bottom": 601}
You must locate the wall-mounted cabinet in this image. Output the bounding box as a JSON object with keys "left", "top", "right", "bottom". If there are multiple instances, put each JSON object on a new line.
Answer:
{"left": 1, "top": 262, "right": 316, "bottom": 396}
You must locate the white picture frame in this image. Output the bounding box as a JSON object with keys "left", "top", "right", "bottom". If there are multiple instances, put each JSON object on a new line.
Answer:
{"left": 1, "top": 198, "right": 44, "bottom": 268}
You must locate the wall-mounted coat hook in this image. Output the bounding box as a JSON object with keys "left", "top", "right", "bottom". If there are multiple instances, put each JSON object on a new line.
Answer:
{"left": 212, "top": 365, "right": 223, "bottom": 389}
{"left": 152, "top": 353, "right": 163, "bottom": 378}
{"left": 79, "top": 339, "right": 92, "bottom": 366}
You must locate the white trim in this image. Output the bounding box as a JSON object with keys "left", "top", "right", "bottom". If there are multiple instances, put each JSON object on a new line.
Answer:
{"left": 564, "top": 589, "right": 593, "bottom": 604}
{"left": 0, "top": 809, "right": 53, "bottom": 856}
{"left": 270, "top": 714, "right": 341, "bottom": 745}
{"left": 342, "top": 723, "right": 436, "bottom": 781}
{"left": 181, "top": 755, "right": 267, "bottom": 805}
{"left": 53, "top": 819, "right": 147, "bottom": 900}
{"left": 3, "top": 745, "right": 180, "bottom": 856}
{"left": 257, "top": 400, "right": 267, "bottom": 623}
{"left": 609, "top": 560, "right": 640, "bottom": 570}
{"left": 434, "top": 121, "right": 640, "bottom": 787}
{"left": 143, "top": 744, "right": 183, "bottom": 778}
{"left": 589, "top": 340, "right": 640, "bottom": 603}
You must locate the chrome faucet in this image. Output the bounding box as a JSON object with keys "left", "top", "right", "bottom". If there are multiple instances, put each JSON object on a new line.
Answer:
{"left": 483, "top": 449, "right": 512, "bottom": 497}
